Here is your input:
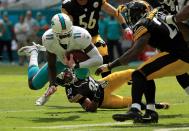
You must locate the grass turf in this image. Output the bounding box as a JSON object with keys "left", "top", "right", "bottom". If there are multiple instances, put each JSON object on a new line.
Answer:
{"left": 0, "top": 64, "right": 189, "bottom": 131}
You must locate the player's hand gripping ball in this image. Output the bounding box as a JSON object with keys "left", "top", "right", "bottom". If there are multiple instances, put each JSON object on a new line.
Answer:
{"left": 66, "top": 50, "right": 89, "bottom": 63}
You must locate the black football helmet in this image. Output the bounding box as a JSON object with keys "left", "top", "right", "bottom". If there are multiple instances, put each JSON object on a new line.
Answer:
{"left": 56, "top": 68, "right": 77, "bottom": 86}
{"left": 118, "top": 0, "right": 152, "bottom": 26}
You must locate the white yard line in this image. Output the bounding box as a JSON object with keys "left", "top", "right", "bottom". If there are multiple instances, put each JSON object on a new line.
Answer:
{"left": 154, "top": 127, "right": 189, "bottom": 131}
{"left": 0, "top": 109, "right": 45, "bottom": 113}
{"left": 14, "top": 122, "right": 132, "bottom": 129}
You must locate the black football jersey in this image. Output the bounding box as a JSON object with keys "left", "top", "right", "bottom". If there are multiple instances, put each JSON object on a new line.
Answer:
{"left": 133, "top": 9, "right": 189, "bottom": 62}
{"left": 62, "top": 0, "right": 103, "bottom": 36}
{"left": 65, "top": 76, "right": 104, "bottom": 106}
{"left": 146, "top": 0, "right": 160, "bottom": 8}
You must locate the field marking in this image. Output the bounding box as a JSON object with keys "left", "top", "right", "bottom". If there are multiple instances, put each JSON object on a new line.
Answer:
{"left": 0, "top": 109, "right": 45, "bottom": 113}
{"left": 154, "top": 127, "right": 189, "bottom": 131}
{"left": 12, "top": 122, "right": 132, "bottom": 129}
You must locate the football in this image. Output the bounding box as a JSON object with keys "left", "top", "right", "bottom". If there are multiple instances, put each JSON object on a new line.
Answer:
{"left": 66, "top": 50, "right": 89, "bottom": 63}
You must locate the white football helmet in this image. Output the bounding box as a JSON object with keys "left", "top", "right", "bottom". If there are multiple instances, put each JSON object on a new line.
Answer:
{"left": 51, "top": 13, "right": 73, "bottom": 46}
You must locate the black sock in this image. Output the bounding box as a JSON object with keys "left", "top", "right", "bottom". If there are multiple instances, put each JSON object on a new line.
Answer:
{"left": 144, "top": 80, "right": 156, "bottom": 104}
{"left": 131, "top": 71, "right": 147, "bottom": 104}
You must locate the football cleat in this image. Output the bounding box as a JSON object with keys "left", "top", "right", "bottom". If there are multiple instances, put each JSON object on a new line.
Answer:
{"left": 141, "top": 109, "right": 158, "bottom": 123}
{"left": 35, "top": 95, "right": 50, "bottom": 106}
{"left": 35, "top": 86, "right": 57, "bottom": 106}
{"left": 112, "top": 108, "right": 143, "bottom": 122}
{"left": 155, "top": 102, "right": 170, "bottom": 109}
{"left": 141, "top": 102, "right": 170, "bottom": 110}
{"left": 18, "top": 42, "right": 46, "bottom": 56}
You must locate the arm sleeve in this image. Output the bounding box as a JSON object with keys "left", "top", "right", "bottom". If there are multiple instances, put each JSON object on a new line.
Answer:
{"left": 77, "top": 30, "right": 103, "bottom": 68}
{"left": 79, "top": 44, "right": 103, "bottom": 68}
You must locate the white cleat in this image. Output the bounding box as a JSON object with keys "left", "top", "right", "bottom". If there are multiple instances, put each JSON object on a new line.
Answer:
{"left": 35, "top": 86, "right": 57, "bottom": 106}
{"left": 32, "top": 42, "right": 46, "bottom": 52}
{"left": 17, "top": 42, "right": 46, "bottom": 56}
{"left": 35, "top": 95, "right": 50, "bottom": 106}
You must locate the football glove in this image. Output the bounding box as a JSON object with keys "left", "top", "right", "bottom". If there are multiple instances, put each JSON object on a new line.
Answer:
{"left": 95, "top": 64, "right": 110, "bottom": 76}
{"left": 123, "top": 27, "right": 133, "bottom": 41}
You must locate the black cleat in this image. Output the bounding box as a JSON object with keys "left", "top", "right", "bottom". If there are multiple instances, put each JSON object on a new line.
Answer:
{"left": 112, "top": 108, "right": 143, "bottom": 122}
{"left": 140, "top": 109, "right": 158, "bottom": 123}
{"left": 155, "top": 103, "right": 170, "bottom": 109}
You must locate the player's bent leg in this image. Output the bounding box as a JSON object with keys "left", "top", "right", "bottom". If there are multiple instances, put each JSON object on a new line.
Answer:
{"left": 100, "top": 94, "right": 132, "bottom": 109}
{"left": 101, "top": 69, "right": 134, "bottom": 93}
{"left": 29, "top": 63, "right": 49, "bottom": 90}
{"left": 35, "top": 61, "right": 68, "bottom": 106}
{"left": 28, "top": 65, "right": 40, "bottom": 90}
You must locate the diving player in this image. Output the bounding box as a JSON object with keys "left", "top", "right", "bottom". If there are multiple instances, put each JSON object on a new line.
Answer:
{"left": 35, "top": 0, "right": 133, "bottom": 106}
{"left": 55, "top": 68, "right": 169, "bottom": 112}
{"left": 18, "top": 13, "right": 103, "bottom": 106}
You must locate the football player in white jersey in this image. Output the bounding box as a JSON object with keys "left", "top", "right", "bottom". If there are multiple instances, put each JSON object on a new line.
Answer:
{"left": 18, "top": 13, "right": 103, "bottom": 106}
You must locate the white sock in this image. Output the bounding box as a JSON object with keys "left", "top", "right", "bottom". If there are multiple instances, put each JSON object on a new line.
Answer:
{"left": 185, "top": 86, "right": 189, "bottom": 95}
{"left": 146, "top": 104, "right": 155, "bottom": 111}
{"left": 29, "top": 50, "right": 38, "bottom": 67}
{"left": 131, "top": 103, "right": 141, "bottom": 111}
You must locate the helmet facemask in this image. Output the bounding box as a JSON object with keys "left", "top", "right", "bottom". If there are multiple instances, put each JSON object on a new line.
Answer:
{"left": 56, "top": 68, "right": 77, "bottom": 86}
{"left": 120, "top": 1, "right": 152, "bottom": 27}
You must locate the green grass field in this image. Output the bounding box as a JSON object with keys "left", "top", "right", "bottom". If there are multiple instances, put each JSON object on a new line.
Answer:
{"left": 0, "top": 64, "right": 189, "bottom": 131}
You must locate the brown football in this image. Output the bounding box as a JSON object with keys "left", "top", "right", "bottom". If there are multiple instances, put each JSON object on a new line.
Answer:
{"left": 66, "top": 50, "right": 89, "bottom": 63}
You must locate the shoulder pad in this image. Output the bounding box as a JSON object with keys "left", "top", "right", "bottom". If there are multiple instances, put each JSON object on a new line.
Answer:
{"left": 146, "top": 8, "right": 158, "bottom": 20}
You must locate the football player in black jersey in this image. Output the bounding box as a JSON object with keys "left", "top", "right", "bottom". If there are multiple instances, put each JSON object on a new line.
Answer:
{"left": 119, "top": 0, "right": 189, "bottom": 94}
{"left": 61, "top": 0, "right": 131, "bottom": 78}
{"left": 55, "top": 68, "right": 169, "bottom": 112}
{"left": 95, "top": 1, "right": 189, "bottom": 123}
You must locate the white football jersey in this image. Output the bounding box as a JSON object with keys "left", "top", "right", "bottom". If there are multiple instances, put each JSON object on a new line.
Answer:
{"left": 42, "top": 26, "right": 103, "bottom": 67}
{"left": 42, "top": 26, "right": 92, "bottom": 63}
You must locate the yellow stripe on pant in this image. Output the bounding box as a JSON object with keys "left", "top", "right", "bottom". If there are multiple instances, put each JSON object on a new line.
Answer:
{"left": 138, "top": 52, "right": 189, "bottom": 80}
{"left": 99, "top": 69, "right": 134, "bottom": 108}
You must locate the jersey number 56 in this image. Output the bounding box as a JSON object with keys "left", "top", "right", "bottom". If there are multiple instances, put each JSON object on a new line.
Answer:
{"left": 79, "top": 11, "right": 96, "bottom": 29}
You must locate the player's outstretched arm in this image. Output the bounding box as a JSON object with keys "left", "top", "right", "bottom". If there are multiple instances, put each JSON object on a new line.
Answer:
{"left": 47, "top": 51, "right": 57, "bottom": 87}
{"left": 95, "top": 32, "right": 150, "bottom": 75}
